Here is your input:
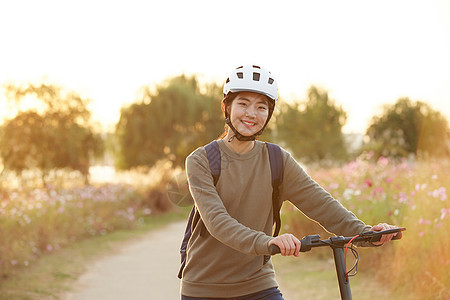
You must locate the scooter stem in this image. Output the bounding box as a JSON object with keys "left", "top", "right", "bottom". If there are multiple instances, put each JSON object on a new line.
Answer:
{"left": 332, "top": 246, "right": 352, "bottom": 300}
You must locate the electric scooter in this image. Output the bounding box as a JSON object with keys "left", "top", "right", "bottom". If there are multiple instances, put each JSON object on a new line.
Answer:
{"left": 269, "top": 227, "right": 406, "bottom": 300}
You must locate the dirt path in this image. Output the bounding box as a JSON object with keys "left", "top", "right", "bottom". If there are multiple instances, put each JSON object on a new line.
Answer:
{"left": 63, "top": 221, "right": 186, "bottom": 300}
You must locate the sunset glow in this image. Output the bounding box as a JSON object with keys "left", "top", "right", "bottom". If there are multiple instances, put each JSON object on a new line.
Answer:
{"left": 1, "top": 0, "right": 449, "bottom": 133}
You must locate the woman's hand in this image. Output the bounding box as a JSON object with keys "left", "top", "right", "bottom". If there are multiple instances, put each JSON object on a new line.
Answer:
{"left": 371, "top": 223, "right": 402, "bottom": 245}
{"left": 268, "top": 233, "right": 301, "bottom": 257}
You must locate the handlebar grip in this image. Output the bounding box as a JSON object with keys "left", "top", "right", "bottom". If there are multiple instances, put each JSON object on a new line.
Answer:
{"left": 269, "top": 244, "right": 281, "bottom": 255}
{"left": 300, "top": 239, "right": 310, "bottom": 252}
{"left": 369, "top": 230, "right": 404, "bottom": 243}
{"left": 269, "top": 240, "right": 308, "bottom": 254}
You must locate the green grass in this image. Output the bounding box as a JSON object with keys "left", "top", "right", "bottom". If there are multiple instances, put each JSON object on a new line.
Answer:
{"left": 0, "top": 208, "right": 189, "bottom": 300}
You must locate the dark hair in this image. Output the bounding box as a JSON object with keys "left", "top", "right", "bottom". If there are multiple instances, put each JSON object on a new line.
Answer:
{"left": 217, "top": 92, "right": 275, "bottom": 139}
{"left": 218, "top": 93, "right": 238, "bottom": 139}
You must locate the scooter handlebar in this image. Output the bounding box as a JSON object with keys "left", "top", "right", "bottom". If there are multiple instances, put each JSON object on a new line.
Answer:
{"left": 269, "top": 244, "right": 281, "bottom": 255}
{"left": 269, "top": 227, "right": 406, "bottom": 255}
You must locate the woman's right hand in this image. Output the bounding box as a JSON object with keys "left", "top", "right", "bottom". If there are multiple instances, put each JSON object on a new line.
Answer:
{"left": 268, "top": 233, "right": 301, "bottom": 257}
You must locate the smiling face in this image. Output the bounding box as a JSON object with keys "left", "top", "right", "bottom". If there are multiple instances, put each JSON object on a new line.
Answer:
{"left": 227, "top": 91, "right": 270, "bottom": 137}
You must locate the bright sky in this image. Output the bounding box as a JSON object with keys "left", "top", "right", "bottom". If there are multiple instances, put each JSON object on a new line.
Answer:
{"left": 1, "top": 0, "right": 449, "bottom": 133}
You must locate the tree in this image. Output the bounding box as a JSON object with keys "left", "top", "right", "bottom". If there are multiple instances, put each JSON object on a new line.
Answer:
{"left": 276, "top": 86, "right": 348, "bottom": 162}
{"left": 115, "top": 75, "right": 224, "bottom": 169}
{"left": 0, "top": 83, "right": 104, "bottom": 185}
{"left": 365, "top": 98, "right": 450, "bottom": 158}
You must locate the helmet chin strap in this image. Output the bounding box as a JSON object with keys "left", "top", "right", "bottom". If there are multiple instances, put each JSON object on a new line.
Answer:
{"left": 224, "top": 118, "right": 264, "bottom": 142}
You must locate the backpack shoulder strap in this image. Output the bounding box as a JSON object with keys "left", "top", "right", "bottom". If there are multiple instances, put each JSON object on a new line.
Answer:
{"left": 204, "top": 140, "right": 221, "bottom": 185}
{"left": 266, "top": 142, "right": 283, "bottom": 187}
{"left": 178, "top": 207, "right": 195, "bottom": 278}
{"left": 198, "top": 140, "right": 221, "bottom": 238}
{"left": 265, "top": 142, "right": 283, "bottom": 237}
{"left": 178, "top": 140, "right": 221, "bottom": 279}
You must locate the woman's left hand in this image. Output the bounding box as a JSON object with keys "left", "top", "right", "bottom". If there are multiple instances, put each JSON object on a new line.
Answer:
{"left": 370, "top": 223, "right": 402, "bottom": 245}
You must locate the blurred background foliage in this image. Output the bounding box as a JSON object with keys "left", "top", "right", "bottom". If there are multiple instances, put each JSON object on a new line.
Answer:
{"left": 275, "top": 86, "right": 348, "bottom": 163}
{"left": 114, "top": 75, "right": 223, "bottom": 170}
{"left": 0, "top": 75, "right": 449, "bottom": 181}
{"left": 0, "top": 83, "right": 103, "bottom": 185}
{"left": 364, "top": 98, "right": 450, "bottom": 159}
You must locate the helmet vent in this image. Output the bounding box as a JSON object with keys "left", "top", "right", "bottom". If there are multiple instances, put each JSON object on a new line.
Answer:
{"left": 226, "top": 78, "right": 230, "bottom": 84}
{"left": 268, "top": 78, "right": 274, "bottom": 84}
{"left": 237, "top": 72, "right": 244, "bottom": 79}
{"left": 253, "top": 65, "right": 261, "bottom": 69}
{"left": 237, "top": 66, "right": 243, "bottom": 69}
{"left": 253, "top": 72, "right": 260, "bottom": 81}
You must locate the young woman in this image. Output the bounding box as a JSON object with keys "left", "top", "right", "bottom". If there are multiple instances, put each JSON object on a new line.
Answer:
{"left": 181, "top": 65, "right": 400, "bottom": 299}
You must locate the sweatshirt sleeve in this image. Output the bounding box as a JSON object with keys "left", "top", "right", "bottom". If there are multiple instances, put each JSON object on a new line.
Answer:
{"left": 280, "top": 151, "right": 372, "bottom": 239}
{"left": 185, "top": 148, "right": 273, "bottom": 255}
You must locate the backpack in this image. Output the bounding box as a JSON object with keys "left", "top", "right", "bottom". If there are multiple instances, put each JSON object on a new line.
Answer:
{"left": 178, "top": 140, "right": 284, "bottom": 279}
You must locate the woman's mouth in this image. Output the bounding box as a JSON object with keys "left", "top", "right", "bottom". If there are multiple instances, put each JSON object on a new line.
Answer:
{"left": 242, "top": 120, "right": 256, "bottom": 127}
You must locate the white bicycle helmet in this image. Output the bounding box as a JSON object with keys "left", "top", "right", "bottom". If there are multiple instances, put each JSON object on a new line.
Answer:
{"left": 223, "top": 65, "right": 278, "bottom": 102}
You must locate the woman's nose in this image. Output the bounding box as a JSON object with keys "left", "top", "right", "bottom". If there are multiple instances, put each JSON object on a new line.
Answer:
{"left": 245, "top": 106, "right": 256, "bottom": 117}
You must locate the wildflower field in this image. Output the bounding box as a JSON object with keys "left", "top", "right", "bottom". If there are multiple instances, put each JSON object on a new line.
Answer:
{"left": 282, "top": 154, "right": 449, "bottom": 299}
{"left": 0, "top": 163, "right": 177, "bottom": 282}
{"left": 0, "top": 155, "right": 448, "bottom": 299}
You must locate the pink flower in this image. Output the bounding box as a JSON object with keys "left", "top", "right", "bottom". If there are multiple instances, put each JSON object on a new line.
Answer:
{"left": 435, "top": 222, "right": 443, "bottom": 228}
{"left": 430, "top": 187, "right": 447, "bottom": 201}
{"left": 329, "top": 183, "right": 339, "bottom": 190}
{"left": 385, "top": 178, "right": 393, "bottom": 183}
{"left": 378, "top": 156, "right": 389, "bottom": 166}
{"left": 418, "top": 218, "right": 431, "bottom": 225}
{"left": 415, "top": 183, "right": 427, "bottom": 191}
{"left": 419, "top": 232, "right": 425, "bottom": 237}
{"left": 364, "top": 179, "right": 373, "bottom": 187}
{"left": 372, "top": 187, "right": 384, "bottom": 196}
{"left": 398, "top": 192, "right": 408, "bottom": 203}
